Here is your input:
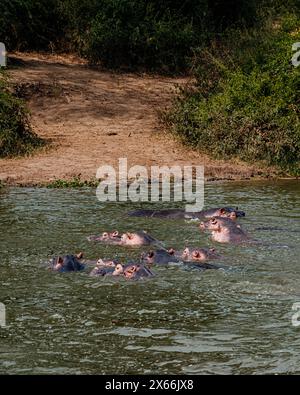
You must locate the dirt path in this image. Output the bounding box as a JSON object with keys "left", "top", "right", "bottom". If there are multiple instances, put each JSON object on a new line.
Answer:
{"left": 0, "top": 53, "right": 269, "bottom": 185}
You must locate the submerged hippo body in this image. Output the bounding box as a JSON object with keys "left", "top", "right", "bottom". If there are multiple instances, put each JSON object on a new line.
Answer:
{"left": 128, "top": 207, "right": 245, "bottom": 220}
{"left": 200, "top": 217, "right": 249, "bottom": 243}
{"left": 50, "top": 253, "right": 85, "bottom": 272}
{"left": 183, "top": 261, "right": 223, "bottom": 271}
{"left": 88, "top": 230, "right": 161, "bottom": 247}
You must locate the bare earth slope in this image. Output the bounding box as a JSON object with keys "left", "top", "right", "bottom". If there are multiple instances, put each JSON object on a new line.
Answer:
{"left": 0, "top": 53, "right": 272, "bottom": 185}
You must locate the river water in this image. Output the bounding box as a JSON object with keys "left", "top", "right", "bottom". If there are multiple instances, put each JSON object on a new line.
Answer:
{"left": 0, "top": 180, "right": 299, "bottom": 374}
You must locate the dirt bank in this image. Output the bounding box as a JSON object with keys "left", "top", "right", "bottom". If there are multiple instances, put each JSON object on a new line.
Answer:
{"left": 0, "top": 53, "right": 277, "bottom": 186}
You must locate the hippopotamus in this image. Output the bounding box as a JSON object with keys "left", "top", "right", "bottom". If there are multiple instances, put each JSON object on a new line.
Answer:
{"left": 141, "top": 248, "right": 223, "bottom": 271}
{"left": 87, "top": 231, "right": 121, "bottom": 244}
{"left": 50, "top": 253, "right": 85, "bottom": 272}
{"left": 178, "top": 247, "right": 221, "bottom": 261}
{"left": 89, "top": 258, "right": 119, "bottom": 276}
{"left": 200, "top": 217, "right": 249, "bottom": 243}
{"left": 141, "top": 249, "right": 180, "bottom": 265}
{"left": 128, "top": 207, "right": 245, "bottom": 220}
{"left": 113, "top": 263, "right": 155, "bottom": 279}
{"left": 88, "top": 230, "right": 162, "bottom": 247}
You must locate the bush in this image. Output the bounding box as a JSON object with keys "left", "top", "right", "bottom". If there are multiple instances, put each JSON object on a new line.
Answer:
{"left": 165, "top": 13, "right": 300, "bottom": 174}
{"left": 0, "top": 0, "right": 65, "bottom": 51}
{"left": 0, "top": 73, "right": 44, "bottom": 157}
{"left": 0, "top": 0, "right": 260, "bottom": 71}
{"left": 66, "top": 0, "right": 261, "bottom": 71}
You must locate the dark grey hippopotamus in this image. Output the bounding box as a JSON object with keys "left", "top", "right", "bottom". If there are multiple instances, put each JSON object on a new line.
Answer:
{"left": 88, "top": 230, "right": 162, "bottom": 247}
{"left": 141, "top": 248, "right": 224, "bottom": 271}
{"left": 128, "top": 207, "right": 245, "bottom": 220}
{"left": 141, "top": 249, "right": 180, "bottom": 265}
{"left": 50, "top": 253, "right": 85, "bottom": 272}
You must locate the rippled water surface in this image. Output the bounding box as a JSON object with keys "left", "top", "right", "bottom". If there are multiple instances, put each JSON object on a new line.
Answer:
{"left": 0, "top": 180, "right": 300, "bottom": 374}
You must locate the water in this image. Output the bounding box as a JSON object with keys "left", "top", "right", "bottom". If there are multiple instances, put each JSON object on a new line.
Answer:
{"left": 0, "top": 180, "right": 299, "bottom": 374}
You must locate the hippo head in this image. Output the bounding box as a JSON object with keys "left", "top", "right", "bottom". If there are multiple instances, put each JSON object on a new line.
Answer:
{"left": 51, "top": 252, "right": 85, "bottom": 272}
{"left": 96, "top": 258, "right": 118, "bottom": 267}
{"left": 182, "top": 247, "right": 215, "bottom": 261}
{"left": 123, "top": 264, "right": 141, "bottom": 279}
{"left": 221, "top": 207, "right": 245, "bottom": 218}
{"left": 112, "top": 263, "right": 125, "bottom": 276}
{"left": 121, "top": 232, "right": 145, "bottom": 245}
{"left": 112, "top": 263, "right": 139, "bottom": 278}
{"left": 217, "top": 207, "right": 245, "bottom": 219}
{"left": 141, "top": 250, "right": 155, "bottom": 265}
{"left": 100, "top": 230, "right": 121, "bottom": 242}
{"left": 181, "top": 248, "right": 208, "bottom": 261}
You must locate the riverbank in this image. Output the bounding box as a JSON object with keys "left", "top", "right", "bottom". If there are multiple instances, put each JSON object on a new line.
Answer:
{"left": 0, "top": 53, "right": 281, "bottom": 187}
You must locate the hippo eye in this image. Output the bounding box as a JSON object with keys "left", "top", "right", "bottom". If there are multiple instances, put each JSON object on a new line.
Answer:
{"left": 211, "top": 218, "right": 217, "bottom": 224}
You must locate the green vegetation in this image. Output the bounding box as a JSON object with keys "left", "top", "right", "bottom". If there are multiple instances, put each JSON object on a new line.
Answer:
{"left": 46, "top": 176, "right": 98, "bottom": 188}
{"left": 0, "top": 72, "right": 45, "bottom": 158}
{"left": 1, "top": 0, "right": 258, "bottom": 72}
{"left": 165, "top": 9, "right": 300, "bottom": 175}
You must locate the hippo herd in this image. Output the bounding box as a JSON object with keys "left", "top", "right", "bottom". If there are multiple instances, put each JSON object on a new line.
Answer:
{"left": 49, "top": 206, "right": 249, "bottom": 280}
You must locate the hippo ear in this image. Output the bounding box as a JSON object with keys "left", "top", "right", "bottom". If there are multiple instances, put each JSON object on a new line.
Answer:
{"left": 209, "top": 248, "right": 216, "bottom": 252}
{"left": 148, "top": 251, "right": 154, "bottom": 258}
{"left": 97, "top": 258, "right": 104, "bottom": 266}
{"left": 76, "top": 252, "right": 83, "bottom": 259}
{"left": 113, "top": 231, "right": 119, "bottom": 236}
{"left": 127, "top": 232, "right": 133, "bottom": 239}
{"left": 102, "top": 232, "right": 108, "bottom": 237}
{"left": 237, "top": 224, "right": 241, "bottom": 229}
{"left": 57, "top": 256, "right": 63, "bottom": 264}
{"left": 236, "top": 207, "right": 239, "bottom": 210}
{"left": 168, "top": 248, "right": 175, "bottom": 255}
{"left": 220, "top": 208, "right": 226, "bottom": 214}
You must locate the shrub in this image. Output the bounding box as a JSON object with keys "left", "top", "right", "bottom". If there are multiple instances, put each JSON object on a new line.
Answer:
{"left": 0, "top": 73, "right": 44, "bottom": 157}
